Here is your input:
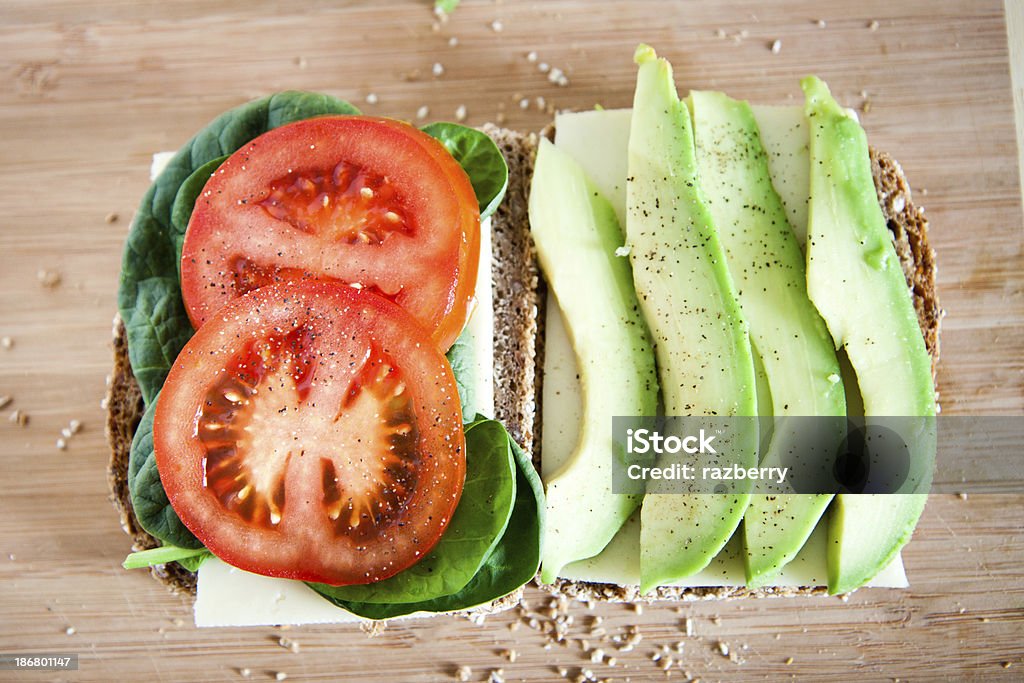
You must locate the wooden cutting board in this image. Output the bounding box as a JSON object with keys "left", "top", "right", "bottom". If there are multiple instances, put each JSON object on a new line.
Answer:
{"left": 1, "top": 1, "right": 1021, "bottom": 681}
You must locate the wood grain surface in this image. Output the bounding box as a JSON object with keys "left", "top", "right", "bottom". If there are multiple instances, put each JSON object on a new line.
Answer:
{"left": 1, "top": 1, "right": 1022, "bottom": 681}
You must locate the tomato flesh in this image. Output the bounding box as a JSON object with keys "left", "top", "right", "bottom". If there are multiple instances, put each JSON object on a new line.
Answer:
{"left": 180, "top": 116, "right": 480, "bottom": 352}
{"left": 155, "top": 281, "right": 466, "bottom": 585}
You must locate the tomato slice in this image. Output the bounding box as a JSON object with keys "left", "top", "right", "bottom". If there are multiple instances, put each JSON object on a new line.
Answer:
{"left": 180, "top": 115, "right": 480, "bottom": 352}
{"left": 154, "top": 281, "right": 466, "bottom": 585}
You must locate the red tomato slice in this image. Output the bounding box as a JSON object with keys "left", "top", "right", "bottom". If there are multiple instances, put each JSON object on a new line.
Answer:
{"left": 154, "top": 281, "right": 466, "bottom": 585}
{"left": 180, "top": 116, "right": 480, "bottom": 352}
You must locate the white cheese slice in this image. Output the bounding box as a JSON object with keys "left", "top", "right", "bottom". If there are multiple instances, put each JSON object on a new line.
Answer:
{"left": 147, "top": 153, "right": 498, "bottom": 625}
{"left": 546, "top": 111, "right": 907, "bottom": 589}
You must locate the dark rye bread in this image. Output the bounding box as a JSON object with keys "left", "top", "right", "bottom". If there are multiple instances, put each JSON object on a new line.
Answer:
{"left": 105, "top": 128, "right": 938, "bottom": 609}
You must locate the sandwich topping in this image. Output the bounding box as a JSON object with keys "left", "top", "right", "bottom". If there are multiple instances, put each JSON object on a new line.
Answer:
{"left": 181, "top": 115, "right": 480, "bottom": 353}
{"left": 155, "top": 281, "right": 466, "bottom": 585}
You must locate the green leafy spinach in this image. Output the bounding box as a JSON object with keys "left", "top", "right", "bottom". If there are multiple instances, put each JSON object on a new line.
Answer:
{"left": 314, "top": 418, "right": 544, "bottom": 618}
{"left": 308, "top": 418, "right": 516, "bottom": 604}
{"left": 422, "top": 122, "right": 508, "bottom": 220}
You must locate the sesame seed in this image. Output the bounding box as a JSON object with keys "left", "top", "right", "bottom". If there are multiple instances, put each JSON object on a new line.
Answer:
{"left": 365, "top": 93, "right": 379, "bottom": 105}
{"left": 105, "top": 212, "right": 119, "bottom": 223}
{"left": 38, "top": 269, "right": 62, "bottom": 288}
{"left": 538, "top": 62, "right": 550, "bottom": 73}
{"left": 717, "top": 641, "right": 730, "bottom": 657}
{"left": 869, "top": 20, "right": 879, "bottom": 30}
{"left": 519, "top": 98, "right": 530, "bottom": 110}
{"left": 65, "top": 627, "right": 76, "bottom": 635}
{"left": 785, "top": 657, "right": 794, "bottom": 665}
{"left": 275, "top": 673, "right": 287, "bottom": 682}
{"left": 69, "top": 419, "right": 82, "bottom": 434}
{"left": 491, "top": 20, "right": 503, "bottom": 32}
{"left": 0, "top": 396, "right": 10, "bottom": 410}
{"left": 61, "top": 428, "right": 72, "bottom": 439}
{"left": 416, "top": 105, "right": 430, "bottom": 120}
{"left": 771, "top": 39, "right": 782, "bottom": 54}
{"left": 448, "top": 36, "right": 459, "bottom": 47}
{"left": 715, "top": 28, "right": 726, "bottom": 38}
{"left": 535, "top": 96, "right": 546, "bottom": 110}
{"left": 432, "top": 62, "right": 445, "bottom": 77}
{"left": 958, "top": 492, "right": 968, "bottom": 500}
{"left": 0, "top": 337, "right": 11, "bottom": 349}
{"left": 815, "top": 19, "right": 826, "bottom": 28}
{"left": 239, "top": 668, "right": 251, "bottom": 677}
{"left": 455, "top": 104, "right": 467, "bottom": 122}
{"left": 360, "top": 187, "right": 374, "bottom": 199}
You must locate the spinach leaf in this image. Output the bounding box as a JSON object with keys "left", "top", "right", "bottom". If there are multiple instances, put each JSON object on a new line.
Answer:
{"left": 316, "top": 419, "right": 544, "bottom": 619}
{"left": 127, "top": 395, "right": 202, "bottom": 549}
{"left": 422, "top": 122, "right": 508, "bottom": 220}
{"left": 446, "top": 327, "right": 480, "bottom": 421}
{"left": 170, "top": 155, "right": 229, "bottom": 272}
{"left": 309, "top": 419, "right": 516, "bottom": 604}
{"left": 434, "top": 0, "right": 460, "bottom": 14}
{"left": 118, "top": 92, "right": 360, "bottom": 405}
{"left": 123, "top": 544, "right": 211, "bottom": 570}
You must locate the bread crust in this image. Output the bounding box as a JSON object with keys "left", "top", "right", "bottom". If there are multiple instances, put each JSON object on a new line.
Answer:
{"left": 105, "top": 130, "right": 938, "bottom": 609}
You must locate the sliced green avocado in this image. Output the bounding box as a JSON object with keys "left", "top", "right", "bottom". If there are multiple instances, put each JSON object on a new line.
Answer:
{"left": 627, "top": 46, "right": 758, "bottom": 594}
{"left": 528, "top": 138, "right": 660, "bottom": 584}
{"left": 689, "top": 90, "right": 846, "bottom": 588}
{"left": 802, "top": 76, "right": 936, "bottom": 594}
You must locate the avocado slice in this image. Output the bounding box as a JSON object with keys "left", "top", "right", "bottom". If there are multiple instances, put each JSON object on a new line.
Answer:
{"left": 802, "top": 76, "right": 936, "bottom": 594}
{"left": 750, "top": 105, "right": 810, "bottom": 245}
{"left": 627, "top": 46, "right": 758, "bottom": 593}
{"left": 689, "top": 90, "right": 847, "bottom": 587}
{"left": 529, "top": 138, "right": 660, "bottom": 584}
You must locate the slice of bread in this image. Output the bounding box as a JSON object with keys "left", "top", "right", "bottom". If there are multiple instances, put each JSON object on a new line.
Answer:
{"left": 105, "top": 128, "right": 939, "bottom": 609}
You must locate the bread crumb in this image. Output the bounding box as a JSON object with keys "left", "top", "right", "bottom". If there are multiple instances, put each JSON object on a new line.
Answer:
{"left": 416, "top": 106, "right": 430, "bottom": 120}
{"left": 238, "top": 668, "right": 251, "bottom": 677}
{"left": 717, "top": 641, "right": 730, "bottom": 657}
{"left": 491, "top": 20, "right": 503, "bottom": 32}
{"left": 294, "top": 56, "right": 307, "bottom": 69}
{"left": 957, "top": 492, "right": 968, "bottom": 500}
{"left": 868, "top": 20, "right": 879, "bottom": 30}
{"left": 538, "top": 62, "right": 550, "bottom": 73}
{"left": 455, "top": 105, "right": 468, "bottom": 122}
{"left": 590, "top": 648, "right": 604, "bottom": 663}
{"left": 432, "top": 62, "right": 445, "bottom": 77}
{"left": 715, "top": 28, "right": 726, "bottom": 38}
{"left": 365, "top": 93, "right": 379, "bottom": 105}
{"left": 527, "top": 50, "right": 538, "bottom": 62}
{"left": 9, "top": 409, "right": 28, "bottom": 427}
{"left": 0, "top": 396, "right": 10, "bottom": 410}
{"left": 815, "top": 19, "right": 826, "bottom": 28}
{"left": 105, "top": 212, "right": 119, "bottom": 223}
{"left": 455, "top": 665, "right": 472, "bottom": 681}
{"left": 1, "top": 336, "right": 13, "bottom": 349}
{"left": 488, "top": 668, "right": 505, "bottom": 683}
{"left": 770, "top": 39, "right": 782, "bottom": 54}
{"left": 448, "top": 36, "right": 459, "bottom": 47}
{"left": 56, "top": 437, "right": 67, "bottom": 451}
{"left": 38, "top": 269, "right": 62, "bottom": 288}
{"left": 275, "top": 673, "right": 288, "bottom": 682}
{"left": 632, "top": 603, "right": 643, "bottom": 614}
{"left": 69, "top": 419, "right": 82, "bottom": 434}
{"left": 65, "top": 626, "right": 76, "bottom": 635}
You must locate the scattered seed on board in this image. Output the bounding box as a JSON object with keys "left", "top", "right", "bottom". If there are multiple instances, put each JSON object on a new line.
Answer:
{"left": 432, "top": 62, "right": 445, "bottom": 77}
{"left": 9, "top": 410, "right": 28, "bottom": 426}
{"left": 275, "top": 673, "right": 288, "bottom": 682}
{"left": 490, "top": 20, "right": 503, "bottom": 32}
{"left": 65, "top": 627, "right": 76, "bottom": 636}
{"left": 455, "top": 665, "right": 472, "bottom": 681}
{"left": 770, "top": 39, "right": 782, "bottom": 54}
{"left": 69, "top": 419, "right": 82, "bottom": 434}
{"left": 448, "top": 36, "right": 459, "bottom": 47}
{"left": 1, "top": 336, "right": 12, "bottom": 349}
{"left": 416, "top": 106, "right": 430, "bottom": 120}
{"left": 38, "top": 269, "right": 62, "bottom": 288}
{"left": 785, "top": 657, "right": 794, "bottom": 665}
{"left": 815, "top": 19, "right": 826, "bottom": 28}
{"left": 56, "top": 438, "right": 67, "bottom": 451}
{"left": 0, "top": 396, "right": 9, "bottom": 410}
{"left": 365, "top": 93, "right": 379, "bottom": 105}
{"left": 455, "top": 105, "right": 467, "bottom": 122}
{"left": 868, "top": 20, "right": 879, "bottom": 30}
{"left": 717, "top": 641, "right": 730, "bottom": 657}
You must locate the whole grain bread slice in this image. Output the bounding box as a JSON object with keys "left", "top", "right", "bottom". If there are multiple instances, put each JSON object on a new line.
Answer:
{"left": 105, "top": 128, "right": 938, "bottom": 610}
